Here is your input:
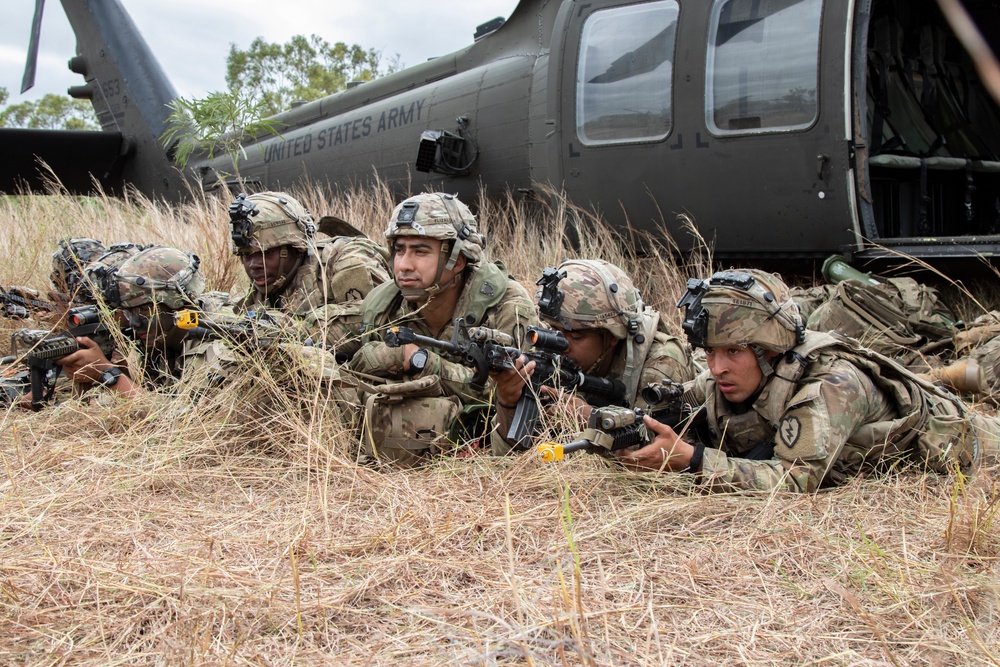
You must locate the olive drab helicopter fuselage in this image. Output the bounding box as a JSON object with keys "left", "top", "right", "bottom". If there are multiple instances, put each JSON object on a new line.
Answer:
{"left": 4, "top": 0, "right": 1000, "bottom": 262}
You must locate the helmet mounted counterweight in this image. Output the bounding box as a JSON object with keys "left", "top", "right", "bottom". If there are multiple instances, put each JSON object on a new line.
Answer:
{"left": 51, "top": 238, "right": 107, "bottom": 295}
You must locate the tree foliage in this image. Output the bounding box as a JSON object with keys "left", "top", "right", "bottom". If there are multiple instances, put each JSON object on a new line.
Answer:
{"left": 226, "top": 35, "right": 401, "bottom": 117}
{"left": 161, "top": 89, "right": 283, "bottom": 172}
{"left": 0, "top": 90, "right": 99, "bottom": 131}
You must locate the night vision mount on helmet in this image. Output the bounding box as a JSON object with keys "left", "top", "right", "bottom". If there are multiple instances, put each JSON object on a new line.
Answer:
{"left": 535, "top": 259, "right": 644, "bottom": 342}
{"left": 229, "top": 192, "right": 317, "bottom": 254}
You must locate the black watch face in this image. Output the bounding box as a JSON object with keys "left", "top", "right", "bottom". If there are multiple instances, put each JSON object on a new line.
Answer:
{"left": 100, "top": 367, "right": 121, "bottom": 387}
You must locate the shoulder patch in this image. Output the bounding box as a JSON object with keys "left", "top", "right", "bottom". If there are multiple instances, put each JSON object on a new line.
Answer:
{"left": 779, "top": 416, "right": 802, "bottom": 448}
{"left": 480, "top": 282, "right": 496, "bottom": 297}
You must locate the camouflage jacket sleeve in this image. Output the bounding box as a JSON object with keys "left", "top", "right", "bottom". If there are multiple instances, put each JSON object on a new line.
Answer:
{"left": 635, "top": 333, "right": 699, "bottom": 405}
{"left": 699, "top": 358, "right": 894, "bottom": 493}
{"left": 431, "top": 279, "right": 539, "bottom": 403}
{"left": 319, "top": 237, "right": 391, "bottom": 305}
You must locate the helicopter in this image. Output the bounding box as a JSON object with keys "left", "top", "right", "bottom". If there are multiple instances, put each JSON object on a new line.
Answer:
{"left": 3, "top": 0, "right": 1000, "bottom": 262}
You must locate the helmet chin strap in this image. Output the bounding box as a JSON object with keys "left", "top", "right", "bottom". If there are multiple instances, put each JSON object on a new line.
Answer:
{"left": 750, "top": 343, "right": 776, "bottom": 391}
{"left": 581, "top": 331, "right": 618, "bottom": 376}
{"left": 398, "top": 241, "right": 462, "bottom": 302}
{"left": 257, "top": 247, "right": 304, "bottom": 299}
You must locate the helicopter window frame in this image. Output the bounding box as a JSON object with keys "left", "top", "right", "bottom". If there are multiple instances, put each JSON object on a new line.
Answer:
{"left": 575, "top": 0, "right": 679, "bottom": 147}
{"left": 705, "top": 0, "right": 824, "bottom": 137}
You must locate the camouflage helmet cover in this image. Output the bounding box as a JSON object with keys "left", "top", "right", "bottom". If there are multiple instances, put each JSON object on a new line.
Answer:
{"left": 106, "top": 246, "right": 206, "bottom": 310}
{"left": 51, "top": 237, "right": 107, "bottom": 292}
{"left": 385, "top": 193, "right": 485, "bottom": 267}
{"left": 80, "top": 243, "right": 147, "bottom": 303}
{"left": 684, "top": 269, "right": 803, "bottom": 353}
{"left": 538, "top": 259, "right": 642, "bottom": 339}
{"left": 229, "top": 191, "right": 316, "bottom": 254}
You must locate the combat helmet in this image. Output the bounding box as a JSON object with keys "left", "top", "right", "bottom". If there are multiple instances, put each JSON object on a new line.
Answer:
{"left": 81, "top": 243, "right": 148, "bottom": 301}
{"left": 102, "top": 246, "right": 205, "bottom": 311}
{"left": 535, "top": 259, "right": 644, "bottom": 340}
{"left": 229, "top": 191, "right": 316, "bottom": 294}
{"left": 51, "top": 237, "right": 107, "bottom": 294}
{"left": 678, "top": 269, "right": 804, "bottom": 375}
{"left": 384, "top": 193, "right": 486, "bottom": 299}
{"left": 229, "top": 191, "right": 316, "bottom": 254}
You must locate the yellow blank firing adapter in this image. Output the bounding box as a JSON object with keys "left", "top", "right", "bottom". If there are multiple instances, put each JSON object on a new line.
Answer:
{"left": 538, "top": 442, "right": 565, "bottom": 463}
{"left": 174, "top": 310, "right": 200, "bottom": 330}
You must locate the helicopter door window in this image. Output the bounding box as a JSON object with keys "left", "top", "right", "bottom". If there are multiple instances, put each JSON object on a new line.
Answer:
{"left": 576, "top": 1, "right": 678, "bottom": 146}
{"left": 706, "top": 0, "right": 823, "bottom": 136}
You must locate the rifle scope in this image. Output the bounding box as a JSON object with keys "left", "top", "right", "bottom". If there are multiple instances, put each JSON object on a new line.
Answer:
{"left": 68, "top": 306, "right": 102, "bottom": 327}
{"left": 641, "top": 380, "right": 684, "bottom": 408}
{"left": 527, "top": 326, "right": 568, "bottom": 353}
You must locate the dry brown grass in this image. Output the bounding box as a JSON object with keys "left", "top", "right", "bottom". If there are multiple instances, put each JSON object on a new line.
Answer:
{"left": 1, "top": 186, "right": 998, "bottom": 666}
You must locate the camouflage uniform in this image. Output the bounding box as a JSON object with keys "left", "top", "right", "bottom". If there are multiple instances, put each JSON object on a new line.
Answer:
{"left": 348, "top": 193, "right": 537, "bottom": 466}
{"left": 954, "top": 312, "right": 1000, "bottom": 395}
{"left": 492, "top": 259, "right": 699, "bottom": 455}
{"left": 1, "top": 240, "right": 141, "bottom": 406}
{"left": 100, "top": 245, "right": 211, "bottom": 385}
{"left": 805, "top": 275, "right": 956, "bottom": 368}
{"left": 100, "top": 246, "right": 357, "bottom": 406}
{"left": 229, "top": 192, "right": 389, "bottom": 353}
{"left": 677, "top": 269, "right": 998, "bottom": 493}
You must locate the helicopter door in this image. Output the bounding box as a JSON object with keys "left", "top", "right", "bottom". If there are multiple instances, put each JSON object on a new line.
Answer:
{"left": 555, "top": 0, "right": 858, "bottom": 256}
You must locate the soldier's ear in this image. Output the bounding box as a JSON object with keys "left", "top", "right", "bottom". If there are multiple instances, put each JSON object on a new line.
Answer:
{"left": 453, "top": 254, "right": 468, "bottom": 273}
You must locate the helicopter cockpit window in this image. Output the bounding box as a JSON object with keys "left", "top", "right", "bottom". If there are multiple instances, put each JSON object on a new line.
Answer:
{"left": 576, "top": 1, "right": 678, "bottom": 146}
{"left": 706, "top": 0, "right": 823, "bottom": 136}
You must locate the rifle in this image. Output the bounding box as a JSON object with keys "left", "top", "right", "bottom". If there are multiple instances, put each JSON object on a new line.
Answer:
{"left": 536, "top": 379, "right": 708, "bottom": 462}
{"left": 0, "top": 368, "right": 31, "bottom": 408}
{"left": 0, "top": 285, "right": 57, "bottom": 319}
{"left": 538, "top": 406, "right": 648, "bottom": 461}
{"left": 173, "top": 309, "right": 316, "bottom": 350}
{"left": 4, "top": 305, "right": 118, "bottom": 409}
{"left": 383, "top": 318, "right": 521, "bottom": 390}
{"left": 507, "top": 325, "right": 625, "bottom": 451}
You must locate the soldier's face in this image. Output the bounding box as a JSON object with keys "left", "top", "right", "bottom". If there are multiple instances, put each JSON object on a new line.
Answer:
{"left": 392, "top": 237, "right": 465, "bottom": 294}
{"left": 239, "top": 245, "right": 302, "bottom": 292}
{"left": 705, "top": 345, "right": 763, "bottom": 403}
{"left": 554, "top": 326, "right": 616, "bottom": 372}
{"left": 116, "top": 303, "right": 181, "bottom": 349}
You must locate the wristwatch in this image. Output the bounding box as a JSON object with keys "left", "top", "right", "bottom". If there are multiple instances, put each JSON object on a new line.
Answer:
{"left": 406, "top": 348, "right": 429, "bottom": 376}
{"left": 98, "top": 366, "right": 123, "bottom": 388}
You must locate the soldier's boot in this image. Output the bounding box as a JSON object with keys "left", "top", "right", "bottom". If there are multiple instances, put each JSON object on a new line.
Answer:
{"left": 917, "top": 359, "right": 985, "bottom": 395}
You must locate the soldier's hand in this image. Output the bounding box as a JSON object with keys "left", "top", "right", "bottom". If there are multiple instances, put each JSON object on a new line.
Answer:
{"left": 491, "top": 356, "right": 533, "bottom": 409}
{"left": 540, "top": 384, "right": 592, "bottom": 427}
{"left": 616, "top": 415, "right": 694, "bottom": 472}
{"left": 58, "top": 336, "right": 113, "bottom": 384}
{"left": 350, "top": 340, "right": 407, "bottom": 377}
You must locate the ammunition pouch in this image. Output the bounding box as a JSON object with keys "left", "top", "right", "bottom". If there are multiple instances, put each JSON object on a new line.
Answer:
{"left": 915, "top": 396, "right": 982, "bottom": 472}
{"left": 360, "top": 375, "right": 461, "bottom": 467}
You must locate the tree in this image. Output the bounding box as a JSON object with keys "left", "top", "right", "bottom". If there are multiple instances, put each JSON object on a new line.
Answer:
{"left": 226, "top": 35, "right": 401, "bottom": 117}
{"left": 0, "top": 91, "right": 99, "bottom": 130}
{"left": 161, "top": 89, "right": 283, "bottom": 173}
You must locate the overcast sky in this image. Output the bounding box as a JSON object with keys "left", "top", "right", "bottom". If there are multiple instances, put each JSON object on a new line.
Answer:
{"left": 1, "top": 1, "right": 521, "bottom": 103}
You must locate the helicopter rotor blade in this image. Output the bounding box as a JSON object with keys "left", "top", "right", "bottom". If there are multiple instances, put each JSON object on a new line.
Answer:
{"left": 21, "top": 0, "right": 46, "bottom": 93}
